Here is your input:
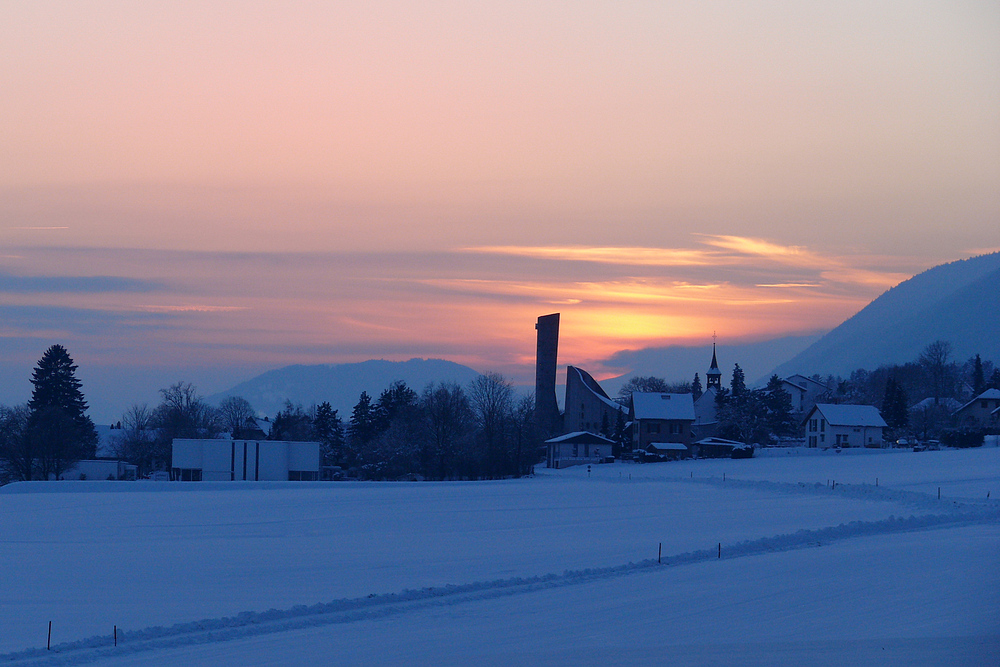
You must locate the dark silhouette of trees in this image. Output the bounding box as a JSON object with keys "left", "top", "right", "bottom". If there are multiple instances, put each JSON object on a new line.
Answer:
{"left": 919, "top": 340, "right": 953, "bottom": 406}
{"left": 0, "top": 404, "right": 32, "bottom": 482}
{"left": 22, "top": 345, "right": 98, "bottom": 480}
{"left": 151, "top": 382, "right": 220, "bottom": 471}
{"left": 218, "top": 396, "right": 256, "bottom": 439}
{"left": 692, "top": 373, "right": 703, "bottom": 401}
{"left": 111, "top": 403, "right": 156, "bottom": 477}
{"left": 971, "top": 355, "right": 986, "bottom": 396}
{"left": 269, "top": 402, "right": 314, "bottom": 441}
{"left": 730, "top": 364, "right": 746, "bottom": 397}
{"left": 881, "top": 378, "right": 909, "bottom": 431}
{"left": 313, "top": 402, "right": 345, "bottom": 467}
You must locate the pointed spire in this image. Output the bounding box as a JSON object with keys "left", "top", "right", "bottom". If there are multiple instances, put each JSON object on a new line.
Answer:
{"left": 706, "top": 335, "right": 722, "bottom": 389}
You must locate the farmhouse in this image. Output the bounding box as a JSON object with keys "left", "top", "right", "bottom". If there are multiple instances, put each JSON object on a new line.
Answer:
{"left": 545, "top": 431, "right": 614, "bottom": 469}
{"left": 953, "top": 388, "right": 1000, "bottom": 429}
{"left": 630, "top": 392, "right": 695, "bottom": 457}
{"left": 171, "top": 439, "right": 321, "bottom": 481}
{"left": 802, "top": 404, "right": 886, "bottom": 448}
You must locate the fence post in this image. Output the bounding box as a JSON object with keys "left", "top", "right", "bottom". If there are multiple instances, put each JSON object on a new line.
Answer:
{"left": 47, "top": 621, "right": 51, "bottom": 650}
{"left": 114, "top": 625, "right": 117, "bottom": 647}
{"left": 658, "top": 542, "right": 662, "bottom": 564}
{"left": 718, "top": 543, "right": 721, "bottom": 559}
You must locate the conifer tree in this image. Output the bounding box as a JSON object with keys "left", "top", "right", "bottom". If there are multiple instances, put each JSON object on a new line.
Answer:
{"left": 972, "top": 354, "right": 986, "bottom": 396}
{"left": 692, "top": 373, "right": 703, "bottom": 401}
{"left": 730, "top": 364, "right": 746, "bottom": 397}
{"left": 27, "top": 345, "right": 97, "bottom": 479}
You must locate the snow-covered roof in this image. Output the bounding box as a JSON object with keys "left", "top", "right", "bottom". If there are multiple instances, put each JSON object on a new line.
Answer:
{"left": 810, "top": 404, "right": 887, "bottom": 428}
{"left": 695, "top": 437, "right": 744, "bottom": 447}
{"left": 955, "top": 388, "right": 1000, "bottom": 414}
{"left": 908, "top": 397, "right": 962, "bottom": 412}
{"left": 631, "top": 392, "right": 695, "bottom": 421}
{"left": 647, "top": 442, "right": 688, "bottom": 451}
{"left": 545, "top": 431, "right": 616, "bottom": 444}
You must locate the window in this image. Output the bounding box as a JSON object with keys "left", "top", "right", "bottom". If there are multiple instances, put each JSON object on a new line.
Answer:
{"left": 649, "top": 423, "right": 660, "bottom": 434}
{"left": 573, "top": 444, "right": 578, "bottom": 457}
{"left": 288, "top": 471, "right": 318, "bottom": 481}
{"left": 820, "top": 419, "right": 826, "bottom": 432}
{"left": 809, "top": 419, "right": 817, "bottom": 432}
{"left": 175, "top": 468, "right": 202, "bottom": 482}
{"left": 808, "top": 436, "right": 817, "bottom": 447}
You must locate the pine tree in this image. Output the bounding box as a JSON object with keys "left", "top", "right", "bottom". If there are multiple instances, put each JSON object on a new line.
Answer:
{"left": 730, "top": 364, "right": 746, "bottom": 397}
{"left": 692, "top": 373, "right": 703, "bottom": 401}
{"left": 972, "top": 354, "right": 986, "bottom": 396}
{"left": 313, "top": 401, "right": 345, "bottom": 466}
{"left": 27, "top": 345, "right": 97, "bottom": 479}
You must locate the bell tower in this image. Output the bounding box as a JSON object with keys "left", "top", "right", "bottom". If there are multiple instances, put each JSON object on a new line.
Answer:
{"left": 706, "top": 333, "right": 722, "bottom": 390}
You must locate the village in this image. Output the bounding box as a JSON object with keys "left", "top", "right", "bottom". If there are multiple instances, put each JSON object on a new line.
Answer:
{"left": 3, "top": 313, "right": 998, "bottom": 486}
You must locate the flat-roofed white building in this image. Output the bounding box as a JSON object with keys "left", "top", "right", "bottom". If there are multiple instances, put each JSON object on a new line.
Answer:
{"left": 171, "top": 439, "right": 321, "bottom": 481}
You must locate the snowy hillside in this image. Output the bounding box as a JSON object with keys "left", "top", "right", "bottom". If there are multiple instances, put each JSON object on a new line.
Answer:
{"left": 1, "top": 447, "right": 997, "bottom": 665}
{"left": 772, "top": 252, "right": 1000, "bottom": 377}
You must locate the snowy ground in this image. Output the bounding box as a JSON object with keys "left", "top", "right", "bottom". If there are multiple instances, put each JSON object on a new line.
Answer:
{"left": 1, "top": 447, "right": 997, "bottom": 665}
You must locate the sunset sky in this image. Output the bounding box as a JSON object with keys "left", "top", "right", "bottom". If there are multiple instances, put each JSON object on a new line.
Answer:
{"left": 2, "top": 1, "right": 998, "bottom": 420}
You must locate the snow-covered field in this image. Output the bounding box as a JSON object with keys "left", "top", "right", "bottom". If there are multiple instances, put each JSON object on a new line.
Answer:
{"left": 1, "top": 447, "right": 997, "bottom": 665}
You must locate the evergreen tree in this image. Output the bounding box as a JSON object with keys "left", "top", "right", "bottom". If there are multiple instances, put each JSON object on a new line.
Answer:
{"left": 691, "top": 373, "right": 703, "bottom": 401}
{"left": 730, "top": 364, "right": 746, "bottom": 397}
{"left": 881, "top": 377, "right": 909, "bottom": 430}
{"left": 269, "top": 401, "right": 314, "bottom": 441}
{"left": 313, "top": 401, "right": 345, "bottom": 466}
{"left": 989, "top": 369, "right": 1000, "bottom": 391}
{"left": 763, "top": 375, "right": 794, "bottom": 437}
{"left": 348, "top": 391, "right": 378, "bottom": 451}
{"left": 26, "top": 345, "right": 97, "bottom": 479}
{"left": 972, "top": 354, "right": 986, "bottom": 396}
{"left": 613, "top": 410, "right": 629, "bottom": 457}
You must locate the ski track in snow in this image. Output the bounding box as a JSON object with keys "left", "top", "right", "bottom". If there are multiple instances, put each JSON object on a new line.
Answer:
{"left": 4, "top": 476, "right": 997, "bottom": 667}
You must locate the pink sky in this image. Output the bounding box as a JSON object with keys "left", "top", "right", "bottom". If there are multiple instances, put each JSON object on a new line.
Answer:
{"left": 1, "top": 2, "right": 998, "bottom": 417}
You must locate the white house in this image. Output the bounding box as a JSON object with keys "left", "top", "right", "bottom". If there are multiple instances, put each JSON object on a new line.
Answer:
{"left": 171, "top": 439, "right": 321, "bottom": 481}
{"left": 545, "top": 431, "right": 615, "bottom": 469}
{"left": 781, "top": 375, "right": 829, "bottom": 415}
{"left": 802, "top": 404, "right": 887, "bottom": 449}
{"left": 953, "top": 389, "right": 1000, "bottom": 429}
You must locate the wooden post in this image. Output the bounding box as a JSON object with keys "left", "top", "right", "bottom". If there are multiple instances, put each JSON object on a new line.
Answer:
{"left": 658, "top": 542, "right": 662, "bottom": 564}
{"left": 114, "top": 625, "right": 117, "bottom": 647}
{"left": 723, "top": 472, "right": 726, "bottom": 481}
{"left": 876, "top": 477, "right": 878, "bottom": 487}
{"left": 938, "top": 487, "right": 941, "bottom": 499}
{"left": 47, "top": 621, "right": 51, "bottom": 650}
{"left": 718, "top": 543, "right": 721, "bottom": 559}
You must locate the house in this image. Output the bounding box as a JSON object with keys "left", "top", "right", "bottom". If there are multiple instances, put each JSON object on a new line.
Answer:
{"left": 545, "top": 431, "right": 615, "bottom": 468}
{"left": 953, "top": 389, "right": 1000, "bottom": 429}
{"left": 781, "top": 375, "right": 830, "bottom": 416}
{"left": 802, "top": 404, "right": 887, "bottom": 448}
{"left": 171, "top": 439, "right": 321, "bottom": 481}
{"left": 630, "top": 392, "right": 695, "bottom": 458}
{"left": 562, "top": 366, "right": 627, "bottom": 436}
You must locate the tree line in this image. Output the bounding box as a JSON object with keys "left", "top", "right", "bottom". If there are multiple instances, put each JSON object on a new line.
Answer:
{"left": 1, "top": 345, "right": 539, "bottom": 482}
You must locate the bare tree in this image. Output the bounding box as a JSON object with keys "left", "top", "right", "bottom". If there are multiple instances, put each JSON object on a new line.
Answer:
{"left": 217, "top": 396, "right": 256, "bottom": 438}
{"left": 919, "top": 340, "right": 953, "bottom": 406}
{"left": 0, "top": 404, "right": 32, "bottom": 481}
{"left": 111, "top": 403, "right": 157, "bottom": 477}
{"left": 421, "top": 382, "right": 474, "bottom": 480}
{"left": 468, "top": 372, "right": 514, "bottom": 477}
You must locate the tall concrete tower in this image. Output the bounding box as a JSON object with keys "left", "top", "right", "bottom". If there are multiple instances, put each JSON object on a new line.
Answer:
{"left": 534, "top": 313, "right": 561, "bottom": 436}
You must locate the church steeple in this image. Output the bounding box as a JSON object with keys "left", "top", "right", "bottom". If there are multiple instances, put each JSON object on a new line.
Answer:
{"left": 706, "top": 334, "right": 722, "bottom": 390}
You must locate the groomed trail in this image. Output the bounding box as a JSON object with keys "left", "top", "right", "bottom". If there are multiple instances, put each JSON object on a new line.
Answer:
{"left": 5, "top": 475, "right": 997, "bottom": 667}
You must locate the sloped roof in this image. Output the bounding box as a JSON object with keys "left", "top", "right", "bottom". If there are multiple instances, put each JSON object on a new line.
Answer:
{"left": 545, "top": 431, "right": 616, "bottom": 444}
{"left": 647, "top": 442, "right": 688, "bottom": 451}
{"left": 694, "top": 437, "right": 744, "bottom": 447}
{"left": 708, "top": 344, "right": 720, "bottom": 375}
{"left": 811, "top": 403, "right": 887, "bottom": 428}
{"left": 955, "top": 388, "right": 1000, "bottom": 414}
{"left": 631, "top": 392, "right": 696, "bottom": 421}
{"left": 566, "top": 366, "right": 626, "bottom": 413}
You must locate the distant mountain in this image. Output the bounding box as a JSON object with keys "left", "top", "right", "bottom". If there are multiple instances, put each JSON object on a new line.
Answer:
{"left": 599, "top": 333, "right": 825, "bottom": 395}
{"left": 770, "top": 252, "right": 1000, "bottom": 379}
{"left": 208, "top": 358, "right": 482, "bottom": 418}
